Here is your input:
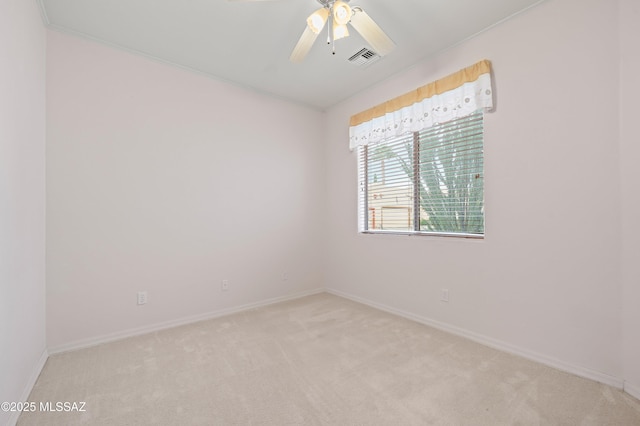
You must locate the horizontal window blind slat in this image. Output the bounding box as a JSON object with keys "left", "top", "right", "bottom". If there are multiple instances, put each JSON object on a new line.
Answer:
{"left": 417, "top": 167, "right": 483, "bottom": 177}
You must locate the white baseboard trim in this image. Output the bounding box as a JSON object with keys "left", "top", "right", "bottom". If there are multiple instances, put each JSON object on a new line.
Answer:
{"left": 326, "top": 288, "right": 624, "bottom": 390}
{"left": 7, "top": 348, "right": 49, "bottom": 426}
{"left": 624, "top": 381, "right": 640, "bottom": 401}
{"left": 49, "top": 288, "right": 324, "bottom": 355}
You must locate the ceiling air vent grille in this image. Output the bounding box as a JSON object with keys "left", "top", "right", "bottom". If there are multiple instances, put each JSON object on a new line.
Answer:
{"left": 348, "top": 48, "right": 381, "bottom": 67}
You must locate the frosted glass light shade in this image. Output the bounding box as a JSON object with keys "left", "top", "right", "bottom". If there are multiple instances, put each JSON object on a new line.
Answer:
{"left": 333, "top": 22, "right": 349, "bottom": 40}
{"left": 307, "top": 8, "right": 329, "bottom": 34}
{"left": 333, "top": 1, "right": 352, "bottom": 25}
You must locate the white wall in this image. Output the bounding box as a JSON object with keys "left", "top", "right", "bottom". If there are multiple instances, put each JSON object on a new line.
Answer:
{"left": 619, "top": 0, "right": 640, "bottom": 398}
{"left": 0, "top": 0, "right": 47, "bottom": 424}
{"left": 46, "top": 31, "right": 325, "bottom": 349}
{"left": 325, "top": 0, "right": 624, "bottom": 382}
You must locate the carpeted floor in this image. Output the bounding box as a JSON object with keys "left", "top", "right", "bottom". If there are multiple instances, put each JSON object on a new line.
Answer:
{"left": 18, "top": 293, "right": 640, "bottom": 425}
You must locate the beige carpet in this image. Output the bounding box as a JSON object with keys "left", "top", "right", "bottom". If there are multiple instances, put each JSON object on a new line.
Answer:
{"left": 18, "top": 293, "right": 640, "bottom": 425}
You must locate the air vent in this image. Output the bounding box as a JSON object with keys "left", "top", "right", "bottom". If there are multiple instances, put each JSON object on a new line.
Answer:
{"left": 348, "top": 47, "right": 381, "bottom": 67}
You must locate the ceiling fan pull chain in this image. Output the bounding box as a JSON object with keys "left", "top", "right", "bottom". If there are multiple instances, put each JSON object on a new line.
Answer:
{"left": 330, "top": 7, "right": 336, "bottom": 55}
{"left": 326, "top": 11, "right": 332, "bottom": 45}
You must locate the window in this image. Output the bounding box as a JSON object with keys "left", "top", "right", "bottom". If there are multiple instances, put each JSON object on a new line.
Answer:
{"left": 358, "top": 110, "right": 484, "bottom": 237}
{"left": 350, "top": 60, "right": 493, "bottom": 237}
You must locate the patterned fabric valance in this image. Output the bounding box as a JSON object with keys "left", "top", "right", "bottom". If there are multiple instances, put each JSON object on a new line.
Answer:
{"left": 349, "top": 60, "right": 494, "bottom": 150}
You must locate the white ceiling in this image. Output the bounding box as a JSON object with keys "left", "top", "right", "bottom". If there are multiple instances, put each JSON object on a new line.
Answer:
{"left": 39, "top": 0, "right": 544, "bottom": 110}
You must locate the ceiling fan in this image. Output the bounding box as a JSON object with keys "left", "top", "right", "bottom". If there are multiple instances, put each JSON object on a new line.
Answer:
{"left": 228, "top": 0, "right": 395, "bottom": 63}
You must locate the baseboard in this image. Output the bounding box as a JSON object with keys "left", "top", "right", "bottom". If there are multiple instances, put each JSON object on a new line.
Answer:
{"left": 6, "top": 348, "right": 49, "bottom": 426}
{"left": 48, "top": 288, "right": 324, "bottom": 355}
{"left": 624, "top": 381, "right": 640, "bottom": 401}
{"left": 326, "top": 288, "right": 624, "bottom": 390}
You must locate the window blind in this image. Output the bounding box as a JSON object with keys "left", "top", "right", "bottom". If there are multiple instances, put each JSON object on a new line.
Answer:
{"left": 358, "top": 110, "right": 484, "bottom": 237}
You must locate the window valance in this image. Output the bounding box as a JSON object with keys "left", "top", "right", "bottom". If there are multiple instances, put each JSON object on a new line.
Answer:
{"left": 349, "top": 59, "right": 493, "bottom": 150}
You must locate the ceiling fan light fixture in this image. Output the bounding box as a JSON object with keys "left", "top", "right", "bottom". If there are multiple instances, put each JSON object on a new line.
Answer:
{"left": 332, "top": 1, "right": 352, "bottom": 25}
{"left": 288, "top": 0, "right": 394, "bottom": 63}
{"left": 307, "top": 8, "right": 329, "bottom": 34}
{"left": 333, "top": 21, "right": 349, "bottom": 40}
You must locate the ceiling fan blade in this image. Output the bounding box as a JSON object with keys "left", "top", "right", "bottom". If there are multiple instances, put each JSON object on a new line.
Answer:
{"left": 349, "top": 9, "right": 395, "bottom": 57}
{"left": 290, "top": 26, "right": 319, "bottom": 63}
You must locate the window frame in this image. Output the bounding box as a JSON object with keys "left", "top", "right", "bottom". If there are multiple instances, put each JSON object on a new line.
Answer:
{"left": 358, "top": 111, "right": 485, "bottom": 239}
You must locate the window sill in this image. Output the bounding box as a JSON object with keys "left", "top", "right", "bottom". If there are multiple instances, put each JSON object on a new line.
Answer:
{"left": 360, "top": 230, "right": 484, "bottom": 239}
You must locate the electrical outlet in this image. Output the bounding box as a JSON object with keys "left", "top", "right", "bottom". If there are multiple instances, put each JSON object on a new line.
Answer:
{"left": 440, "top": 289, "right": 449, "bottom": 303}
{"left": 282, "top": 272, "right": 288, "bottom": 281}
{"left": 137, "top": 291, "right": 147, "bottom": 305}
{"left": 221, "top": 279, "right": 229, "bottom": 292}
